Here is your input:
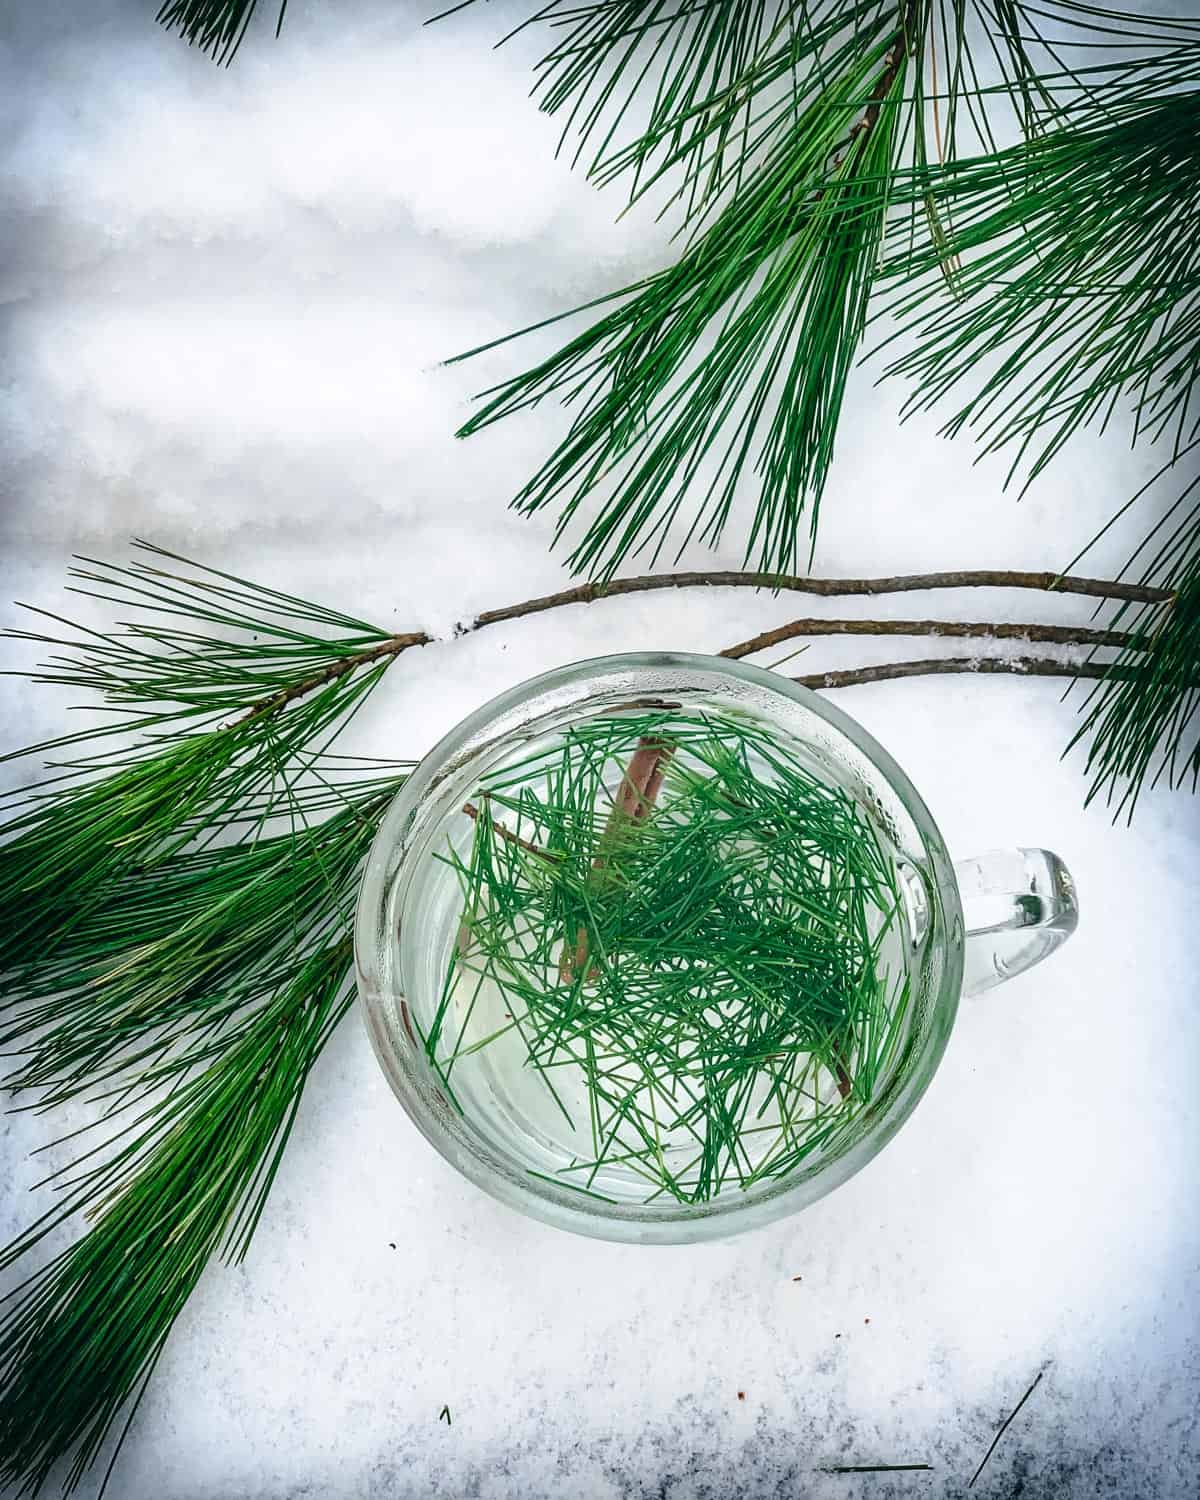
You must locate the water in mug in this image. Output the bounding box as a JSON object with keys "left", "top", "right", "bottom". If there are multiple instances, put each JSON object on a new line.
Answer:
{"left": 401, "top": 703, "right": 925, "bottom": 1206}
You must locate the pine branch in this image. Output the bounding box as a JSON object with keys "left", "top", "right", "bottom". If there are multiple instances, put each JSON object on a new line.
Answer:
{"left": 443, "top": 1, "right": 1064, "bottom": 216}
{"left": 467, "top": 568, "right": 1170, "bottom": 623}
{"left": 452, "top": 1, "right": 933, "bottom": 577}
{"left": 0, "top": 783, "right": 399, "bottom": 1494}
{"left": 881, "top": 80, "right": 1200, "bottom": 487}
{"left": 793, "top": 655, "right": 1132, "bottom": 689}
{"left": 0, "top": 938, "right": 356, "bottom": 1495}
{"left": 447, "top": 1, "right": 1171, "bottom": 580}
{"left": 721, "top": 615, "right": 1134, "bottom": 659}
{"left": 0, "top": 548, "right": 413, "bottom": 1496}
{"left": 0, "top": 543, "right": 414, "bottom": 993}
{"left": 1067, "top": 463, "right": 1200, "bottom": 815}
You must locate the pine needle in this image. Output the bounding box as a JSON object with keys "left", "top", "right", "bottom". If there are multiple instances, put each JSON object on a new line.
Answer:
{"left": 446, "top": 1, "right": 1175, "bottom": 579}
{"left": 881, "top": 80, "right": 1200, "bottom": 491}
{"left": 0, "top": 546, "right": 412, "bottom": 1495}
{"left": 155, "top": 0, "right": 287, "bottom": 63}
{"left": 429, "top": 709, "right": 913, "bottom": 1202}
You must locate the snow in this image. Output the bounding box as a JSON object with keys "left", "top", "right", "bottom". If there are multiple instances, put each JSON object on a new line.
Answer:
{"left": 1, "top": 2, "right": 1197, "bottom": 1497}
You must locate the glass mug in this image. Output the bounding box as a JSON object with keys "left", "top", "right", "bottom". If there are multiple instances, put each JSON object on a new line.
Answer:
{"left": 355, "top": 653, "right": 1077, "bottom": 1244}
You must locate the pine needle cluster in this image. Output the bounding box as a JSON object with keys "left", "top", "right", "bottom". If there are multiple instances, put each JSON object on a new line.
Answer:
{"left": 0, "top": 545, "right": 413, "bottom": 1494}
{"left": 427, "top": 709, "right": 911, "bottom": 1203}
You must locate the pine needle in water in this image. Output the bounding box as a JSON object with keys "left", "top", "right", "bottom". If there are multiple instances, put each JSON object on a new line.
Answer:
{"left": 427, "top": 709, "right": 914, "bottom": 1204}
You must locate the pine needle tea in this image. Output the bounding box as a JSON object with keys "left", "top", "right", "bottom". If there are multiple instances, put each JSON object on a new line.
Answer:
{"left": 416, "top": 706, "right": 917, "bottom": 1207}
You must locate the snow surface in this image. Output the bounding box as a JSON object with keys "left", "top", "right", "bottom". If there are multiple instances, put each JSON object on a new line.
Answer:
{"left": 1, "top": 2, "right": 1197, "bottom": 1497}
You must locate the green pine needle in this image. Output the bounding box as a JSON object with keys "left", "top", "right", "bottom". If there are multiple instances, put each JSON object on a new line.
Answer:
{"left": 155, "top": 0, "right": 288, "bottom": 63}
{"left": 880, "top": 82, "right": 1200, "bottom": 490}
{"left": 0, "top": 546, "right": 414, "bottom": 1495}
{"left": 428, "top": 709, "right": 912, "bottom": 1203}
{"left": 447, "top": 1, "right": 1146, "bottom": 579}
{"left": 1066, "top": 459, "right": 1200, "bottom": 816}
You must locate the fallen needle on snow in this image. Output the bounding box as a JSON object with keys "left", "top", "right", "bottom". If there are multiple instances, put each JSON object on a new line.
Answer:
{"left": 969, "top": 1367, "right": 1047, "bottom": 1489}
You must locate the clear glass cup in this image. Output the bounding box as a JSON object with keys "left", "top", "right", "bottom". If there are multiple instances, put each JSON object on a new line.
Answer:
{"left": 355, "top": 653, "right": 1077, "bottom": 1244}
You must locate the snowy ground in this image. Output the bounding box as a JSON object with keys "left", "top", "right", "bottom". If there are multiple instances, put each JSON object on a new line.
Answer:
{"left": 1, "top": 2, "right": 1197, "bottom": 1497}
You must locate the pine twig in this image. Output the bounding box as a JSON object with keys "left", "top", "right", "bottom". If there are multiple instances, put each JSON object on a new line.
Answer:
{"left": 173, "top": 567, "right": 1157, "bottom": 731}
{"left": 560, "top": 734, "right": 675, "bottom": 984}
{"left": 462, "top": 799, "right": 559, "bottom": 863}
{"left": 821, "top": 1463, "right": 934, "bottom": 1473}
{"left": 469, "top": 569, "right": 1171, "bottom": 625}
{"left": 793, "top": 657, "right": 1126, "bottom": 690}
{"left": 241, "top": 631, "right": 431, "bottom": 721}
{"left": 830, "top": 0, "right": 920, "bottom": 166}
{"left": 722, "top": 617, "right": 1136, "bottom": 660}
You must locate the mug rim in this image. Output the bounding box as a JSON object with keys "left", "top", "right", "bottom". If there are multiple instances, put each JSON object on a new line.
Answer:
{"left": 354, "top": 651, "right": 964, "bottom": 1243}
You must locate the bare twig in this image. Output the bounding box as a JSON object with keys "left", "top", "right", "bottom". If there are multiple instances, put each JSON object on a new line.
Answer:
{"left": 462, "top": 800, "right": 559, "bottom": 864}
{"left": 722, "top": 618, "right": 1135, "bottom": 661}
{"left": 609, "top": 737, "right": 675, "bottom": 825}
{"left": 235, "top": 568, "right": 1164, "bottom": 726}
{"left": 469, "top": 570, "right": 1169, "bottom": 630}
{"left": 794, "top": 657, "right": 1123, "bottom": 690}
{"left": 834, "top": 0, "right": 921, "bottom": 159}
{"left": 969, "top": 1368, "right": 1047, "bottom": 1488}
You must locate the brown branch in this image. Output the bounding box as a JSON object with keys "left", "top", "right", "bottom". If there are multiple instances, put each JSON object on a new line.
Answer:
{"left": 241, "top": 631, "right": 431, "bottom": 723}
{"left": 237, "top": 567, "right": 1168, "bottom": 726}
{"left": 793, "top": 657, "right": 1123, "bottom": 690}
{"left": 815, "top": 0, "right": 921, "bottom": 195}
{"left": 843, "top": 0, "right": 921, "bottom": 151}
{"left": 822, "top": 1465, "right": 934, "bottom": 1474}
{"left": 470, "top": 570, "right": 1169, "bottom": 631}
{"left": 722, "top": 617, "right": 1135, "bottom": 660}
{"left": 609, "top": 737, "right": 675, "bottom": 825}
{"left": 560, "top": 735, "right": 675, "bottom": 984}
{"left": 462, "top": 800, "right": 559, "bottom": 864}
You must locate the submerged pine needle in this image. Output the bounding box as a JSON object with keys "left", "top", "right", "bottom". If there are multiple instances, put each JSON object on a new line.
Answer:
{"left": 429, "top": 709, "right": 913, "bottom": 1204}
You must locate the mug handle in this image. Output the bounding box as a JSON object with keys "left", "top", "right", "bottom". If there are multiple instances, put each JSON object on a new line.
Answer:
{"left": 954, "top": 848, "right": 1078, "bottom": 997}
